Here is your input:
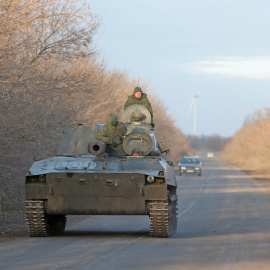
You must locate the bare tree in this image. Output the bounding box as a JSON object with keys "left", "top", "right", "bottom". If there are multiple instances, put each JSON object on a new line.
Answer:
{"left": 0, "top": 0, "right": 100, "bottom": 231}
{"left": 221, "top": 108, "right": 270, "bottom": 175}
{"left": 0, "top": 0, "right": 189, "bottom": 235}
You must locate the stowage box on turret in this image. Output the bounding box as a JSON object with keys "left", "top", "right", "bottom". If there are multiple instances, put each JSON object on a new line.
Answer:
{"left": 25, "top": 105, "right": 178, "bottom": 237}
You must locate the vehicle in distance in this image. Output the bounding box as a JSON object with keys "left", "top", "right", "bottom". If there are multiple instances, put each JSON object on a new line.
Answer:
{"left": 207, "top": 152, "right": 214, "bottom": 159}
{"left": 179, "top": 156, "right": 202, "bottom": 176}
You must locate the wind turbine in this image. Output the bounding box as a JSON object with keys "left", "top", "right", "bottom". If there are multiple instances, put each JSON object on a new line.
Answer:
{"left": 188, "top": 94, "right": 199, "bottom": 136}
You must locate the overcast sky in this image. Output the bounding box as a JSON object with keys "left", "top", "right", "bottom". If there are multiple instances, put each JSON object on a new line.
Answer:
{"left": 89, "top": 0, "right": 270, "bottom": 137}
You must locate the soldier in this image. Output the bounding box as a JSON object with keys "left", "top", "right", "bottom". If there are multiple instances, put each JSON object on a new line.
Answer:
{"left": 124, "top": 87, "right": 153, "bottom": 117}
{"left": 131, "top": 148, "right": 142, "bottom": 156}
{"left": 96, "top": 113, "right": 127, "bottom": 156}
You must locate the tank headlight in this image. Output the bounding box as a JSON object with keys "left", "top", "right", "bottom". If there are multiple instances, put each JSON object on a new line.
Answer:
{"left": 158, "top": 171, "right": 165, "bottom": 176}
{"left": 38, "top": 175, "right": 46, "bottom": 183}
{"left": 147, "top": 175, "right": 155, "bottom": 183}
{"left": 29, "top": 176, "right": 38, "bottom": 182}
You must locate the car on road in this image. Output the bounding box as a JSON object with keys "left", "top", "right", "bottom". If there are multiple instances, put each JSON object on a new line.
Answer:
{"left": 179, "top": 156, "right": 202, "bottom": 176}
{"left": 207, "top": 152, "right": 214, "bottom": 159}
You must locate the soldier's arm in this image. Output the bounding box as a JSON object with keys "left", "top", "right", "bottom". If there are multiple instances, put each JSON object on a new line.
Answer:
{"left": 96, "top": 128, "right": 112, "bottom": 144}
{"left": 146, "top": 99, "right": 153, "bottom": 116}
{"left": 124, "top": 96, "right": 132, "bottom": 110}
{"left": 116, "top": 122, "right": 127, "bottom": 136}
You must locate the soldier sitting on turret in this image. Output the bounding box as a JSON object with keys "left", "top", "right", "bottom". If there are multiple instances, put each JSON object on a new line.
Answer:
{"left": 124, "top": 87, "right": 153, "bottom": 118}
{"left": 96, "top": 113, "right": 127, "bottom": 157}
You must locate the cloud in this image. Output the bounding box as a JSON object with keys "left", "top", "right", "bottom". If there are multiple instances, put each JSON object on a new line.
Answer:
{"left": 182, "top": 56, "right": 270, "bottom": 79}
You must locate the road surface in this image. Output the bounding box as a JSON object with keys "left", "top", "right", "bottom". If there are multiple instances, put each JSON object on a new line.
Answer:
{"left": 1, "top": 157, "right": 270, "bottom": 270}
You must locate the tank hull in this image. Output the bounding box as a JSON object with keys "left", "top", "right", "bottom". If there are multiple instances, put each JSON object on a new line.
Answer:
{"left": 26, "top": 172, "right": 168, "bottom": 215}
{"left": 25, "top": 156, "right": 175, "bottom": 215}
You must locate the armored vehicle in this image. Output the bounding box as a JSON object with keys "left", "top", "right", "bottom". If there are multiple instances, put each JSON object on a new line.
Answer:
{"left": 25, "top": 105, "right": 178, "bottom": 237}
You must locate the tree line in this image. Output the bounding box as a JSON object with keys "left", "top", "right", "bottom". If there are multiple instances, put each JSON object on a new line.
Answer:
{"left": 0, "top": 0, "right": 190, "bottom": 233}
{"left": 188, "top": 134, "right": 230, "bottom": 153}
{"left": 220, "top": 108, "right": 270, "bottom": 175}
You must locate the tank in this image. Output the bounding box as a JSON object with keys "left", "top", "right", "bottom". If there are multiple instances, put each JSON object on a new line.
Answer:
{"left": 25, "top": 104, "right": 178, "bottom": 237}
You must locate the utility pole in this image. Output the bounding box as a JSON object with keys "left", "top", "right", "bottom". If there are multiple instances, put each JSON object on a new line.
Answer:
{"left": 193, "top": 95, "right": 198, "bottom": 136}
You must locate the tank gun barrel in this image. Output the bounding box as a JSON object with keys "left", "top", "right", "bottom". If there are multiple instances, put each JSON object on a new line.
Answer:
{"left": 88, "top": 140, "right": 107, "bottom": 155}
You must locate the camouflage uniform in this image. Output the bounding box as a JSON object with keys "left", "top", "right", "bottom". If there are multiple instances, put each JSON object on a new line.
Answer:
{"left": 96, "top": 113, "right": 127, "bottom": 156}
{"left": 124, "top": 87, "right": 153, "bottom": 116}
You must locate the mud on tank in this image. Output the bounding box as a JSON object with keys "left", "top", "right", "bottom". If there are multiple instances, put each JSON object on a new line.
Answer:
{"left": 25, "top": 105, "right": 178, "bottom": 237}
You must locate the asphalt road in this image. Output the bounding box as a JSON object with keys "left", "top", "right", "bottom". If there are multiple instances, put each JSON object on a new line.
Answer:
{"left": 1, "top": 157, "right": 270, "bottom": 270}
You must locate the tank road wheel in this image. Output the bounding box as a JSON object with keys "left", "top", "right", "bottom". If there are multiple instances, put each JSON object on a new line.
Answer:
{"left": 149, "top": 194, "right": 178, "bottom": 238}
{"left": 25, "top": 200, "right": 66, "bottom": 237}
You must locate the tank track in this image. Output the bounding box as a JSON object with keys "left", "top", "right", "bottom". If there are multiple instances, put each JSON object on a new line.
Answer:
{"left": 150, "top": 198, "right": 178, "bottom": 238}
{"left": 25, "top": 200, "right": 48, "bottom": 237}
